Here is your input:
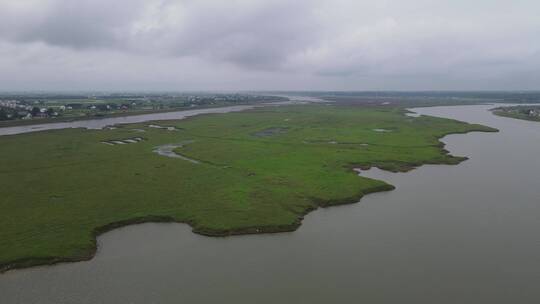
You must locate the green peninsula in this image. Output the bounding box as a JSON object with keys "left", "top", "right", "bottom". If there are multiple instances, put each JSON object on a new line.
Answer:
{"left": 0, "top": 105, "right": 496, "bottom": 272}
{"left": 492, "top": 105, "right": 540, "bottom": 122}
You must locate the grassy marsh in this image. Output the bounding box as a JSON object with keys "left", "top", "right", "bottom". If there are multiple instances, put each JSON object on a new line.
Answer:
{"left": 0, "top": 105, "right": 497, "bottom": 272}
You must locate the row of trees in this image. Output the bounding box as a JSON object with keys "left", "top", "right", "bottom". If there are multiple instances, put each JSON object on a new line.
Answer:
{"left": 0, "top": 107, "right": 56, "bottom": 121}
{"left": 0, "top": 108, "right": 9, "bottom": 121}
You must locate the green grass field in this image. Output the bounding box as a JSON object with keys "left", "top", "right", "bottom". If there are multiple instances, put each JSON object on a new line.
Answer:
{"left": 0, "top": 105, "right": 496, "bottom": 272}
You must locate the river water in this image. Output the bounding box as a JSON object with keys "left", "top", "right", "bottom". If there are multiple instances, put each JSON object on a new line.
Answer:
{"left": 1, "top": 104, "right": 539, "bottom": 303}
{"left": 0, "top": 105, "right": 261, "bottom": 136}
{"left": 0, "top": 100, "right": 311, "bottom": 137}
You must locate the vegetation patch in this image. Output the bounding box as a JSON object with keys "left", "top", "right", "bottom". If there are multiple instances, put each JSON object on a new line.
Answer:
{"left": 303, "top": 139, "right": 370, "bottom": 146}
{"left": 0, "top": 105, "right": 497, "bottom": 272}
{"left": 252, "top": 127, "right": 288, "bottom": 137}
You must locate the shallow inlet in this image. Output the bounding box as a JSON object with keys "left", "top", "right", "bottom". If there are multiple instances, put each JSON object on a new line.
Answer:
{"left": 153, "top": 141, "right": 199, "bottom": 164}
{"left": 0, "top": 101, "right": 304, "bottom": 136}
{"left": 405, "top": 112, "right": 421, "bottom": 117}
{"left": 2, "top": 104, "right": 540, "bottom": 304}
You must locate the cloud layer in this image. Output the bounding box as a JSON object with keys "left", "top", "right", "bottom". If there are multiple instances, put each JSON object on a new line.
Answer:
{"left": 1, "top": 0, "right": 539, "bottom": 90}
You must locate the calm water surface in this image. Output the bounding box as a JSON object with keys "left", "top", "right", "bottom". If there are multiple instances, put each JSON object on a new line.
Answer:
{"left": 1, "top": 104, "right": 539, "bottom": 303}
{"left": 0, "top": 105, "right": 262, "bottom": 136}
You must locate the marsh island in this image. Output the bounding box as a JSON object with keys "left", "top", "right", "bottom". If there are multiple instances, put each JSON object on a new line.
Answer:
{"left": 0, "top": 104, "right": 496, "bottom": 272}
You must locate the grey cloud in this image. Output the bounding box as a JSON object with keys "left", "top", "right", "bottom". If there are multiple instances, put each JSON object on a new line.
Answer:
{"left": 0, "top": 0, "right": 146, "bottom": 49}
{"left": 143, "top": 1, "right": 322, "bottom": 69}
{"left": 0, "top": 0, "right": 321, "bottom": 69}
{"left": 0, "top": 0, "right": 539, "bottom": 90}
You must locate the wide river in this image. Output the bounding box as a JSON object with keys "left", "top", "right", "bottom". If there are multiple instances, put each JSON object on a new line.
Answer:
{"left": 0, "top": 105, "right": 265, "bottom": 136}
{"left": 1, "top": 104, "right": 539, "bottom": 303}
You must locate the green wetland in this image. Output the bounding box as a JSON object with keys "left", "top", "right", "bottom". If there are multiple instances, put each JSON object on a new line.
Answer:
{"left": 0, "top": 103, "right": 494, "bottom": 270}
{"left": 1, "top": 103, "right": 540, "bottom": 303}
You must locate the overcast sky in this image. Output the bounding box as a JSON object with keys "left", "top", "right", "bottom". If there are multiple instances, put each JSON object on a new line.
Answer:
{"left": 0, "top": 0, "right": 539, "bottom": 91}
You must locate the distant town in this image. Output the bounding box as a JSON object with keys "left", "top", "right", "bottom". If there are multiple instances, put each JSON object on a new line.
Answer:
{"left": 0, "top": 93, "right": 287, "bottom": 123}
{"left": 492, "top": 105, "right": 540, "bottom": 122}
